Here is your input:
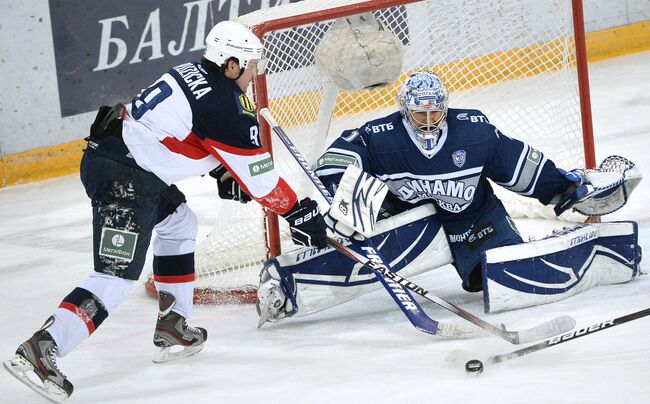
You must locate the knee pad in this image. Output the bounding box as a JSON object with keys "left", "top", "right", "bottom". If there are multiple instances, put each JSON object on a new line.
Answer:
{"left": 153, "top": 203, "right": 198, "bottom": 256}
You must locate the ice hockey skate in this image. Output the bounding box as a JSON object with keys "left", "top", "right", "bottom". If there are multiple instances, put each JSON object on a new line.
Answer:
{"left": 256, "top": 259, "right": 299, "bottom": 329}
{"left": 3, "top": 316, "right": 74, "bottom": 403}
{"left": 256, "top": 280, "right": 288, "bottom": 328}
{"left": 152, "top": 291, "right": 207, "bottom": 363}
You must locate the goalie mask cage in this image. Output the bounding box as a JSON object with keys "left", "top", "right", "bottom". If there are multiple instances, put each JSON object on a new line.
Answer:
{"left": 145, "top": 0, "right": 596, "bottom": 304}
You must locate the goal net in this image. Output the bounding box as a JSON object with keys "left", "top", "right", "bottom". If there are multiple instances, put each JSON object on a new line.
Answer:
{"left": 171, "top": 0, "right": 595, "bottom": 303}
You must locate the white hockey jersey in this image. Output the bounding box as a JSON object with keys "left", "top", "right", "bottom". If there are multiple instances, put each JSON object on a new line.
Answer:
{"left": 121, "top": 61, "right": 296, "bottom": 214}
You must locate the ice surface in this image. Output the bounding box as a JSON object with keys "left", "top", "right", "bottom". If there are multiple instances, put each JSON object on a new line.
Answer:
{"left": 1, "top": 51, "right": 649, "bottom": 404}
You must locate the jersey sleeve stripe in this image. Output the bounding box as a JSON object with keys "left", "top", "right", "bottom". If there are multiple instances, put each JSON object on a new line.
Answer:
{"left": 499, "top": 148, "right": 545, "bottom": 194}
{"left": 205, "top": 138, "right": 265, "bottom": 156}
{"left": 519, "top": 155, "right": 548, "bottom": 196}
{"left": 160, "top": 132, "right": 211, "bottom": 160}
{"left": 495, "top": 144, "right": 529, "bottom": 187}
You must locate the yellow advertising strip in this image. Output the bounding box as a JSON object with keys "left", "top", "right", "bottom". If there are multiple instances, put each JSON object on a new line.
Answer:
{"left": 586, "top": 20, "right": 650, "bottom": 61}
{"left": 2, "top": 20, "right": 649, "bottom": 188}
{"left": 1, "top": 140, "right": 85, "bottom": 187}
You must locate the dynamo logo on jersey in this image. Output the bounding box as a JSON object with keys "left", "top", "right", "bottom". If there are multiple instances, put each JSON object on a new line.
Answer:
{"left": 452, "top": 150, "right": 466, "bottom": 168}
{"left": 391, "top": 173, "right": 480, "bottom": 213}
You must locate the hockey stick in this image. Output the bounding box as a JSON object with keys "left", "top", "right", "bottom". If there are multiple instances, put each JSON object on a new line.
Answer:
{"left": 260, "top": 108, "right": 481, "bottom": 339}
{"left": 446, "top": 307, "right": 650, "bottom": 370}
{"left": 260, "top": 108, "right": 575, "bottom": 343}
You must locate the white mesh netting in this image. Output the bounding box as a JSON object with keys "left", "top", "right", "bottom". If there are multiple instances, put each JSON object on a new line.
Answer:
{"left": 190, "top": 0, "right": 591, "bottom": 301}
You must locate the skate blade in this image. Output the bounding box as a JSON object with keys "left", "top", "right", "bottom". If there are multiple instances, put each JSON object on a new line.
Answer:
{"left": 256, "top": 299, "right": 280, "bottom": 329}
{"left": 152, "top": 344, "right": 205, "bottom": 364}
{"left": 257, "top": 315, "right": 269, "bottom": 329}
{"left": 3, "top": 355, "right": 69, "bottom": 403}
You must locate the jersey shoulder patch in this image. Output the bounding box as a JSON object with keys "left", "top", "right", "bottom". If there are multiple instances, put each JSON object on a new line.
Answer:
{"left": 360, "top": 111, "right": 402, "bottom": 135}
{"left": 451, "top": 108, "right": 490, "bottom": 124}
{"left": 237, "top": 93, "right": 256, "bottom": 118}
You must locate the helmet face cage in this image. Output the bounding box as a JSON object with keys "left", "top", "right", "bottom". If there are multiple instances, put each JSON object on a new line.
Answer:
{"left": 398, "top": 71, "right": 449, "bottom": 150}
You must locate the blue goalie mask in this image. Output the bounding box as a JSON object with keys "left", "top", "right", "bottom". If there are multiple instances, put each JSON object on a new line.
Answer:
{"left": 397, "top": 70, "right": 449, "bottom": 151}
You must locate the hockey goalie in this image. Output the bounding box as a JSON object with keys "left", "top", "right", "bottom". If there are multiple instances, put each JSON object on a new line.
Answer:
{"left": 256, "top": 67, "right": 643, "bottom": 326}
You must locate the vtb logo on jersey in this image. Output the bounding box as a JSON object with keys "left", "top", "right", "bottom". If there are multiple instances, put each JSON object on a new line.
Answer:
{"left": 452, "top": 150, "right": 466, "bottom": 168}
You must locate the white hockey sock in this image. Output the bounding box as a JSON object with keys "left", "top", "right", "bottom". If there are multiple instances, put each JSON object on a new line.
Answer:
{"left": 154, "top": 281, "right": 194, "bottom": 319}
{"left": 47, "top": 309, "right": 89, "bottom": 358}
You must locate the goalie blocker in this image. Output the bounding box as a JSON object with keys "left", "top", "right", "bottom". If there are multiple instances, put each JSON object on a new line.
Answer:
{"left": 257, "top": 207, "right": 642, "bottom": 320}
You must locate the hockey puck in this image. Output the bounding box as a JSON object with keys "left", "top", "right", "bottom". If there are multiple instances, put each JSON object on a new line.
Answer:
{"left": 465, "top": 359, "right": 484, "bottom": 375}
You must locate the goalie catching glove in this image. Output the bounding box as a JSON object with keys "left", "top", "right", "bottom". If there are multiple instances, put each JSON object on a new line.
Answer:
{"left": 209, "top": 166, "right": 252, "bottom": 203}
{"left": 554, "top": 155, "right": 642, "bottom": 216}
{"left": 282, "top": 198, "right": 327, "bottom": 249}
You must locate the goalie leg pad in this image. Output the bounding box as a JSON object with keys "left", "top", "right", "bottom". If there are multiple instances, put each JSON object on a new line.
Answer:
{"left": 262, "top": 204, "right": 451, "bottom": 317}
{"left": 482, "top": 221, "right": 641, "bottom": 313}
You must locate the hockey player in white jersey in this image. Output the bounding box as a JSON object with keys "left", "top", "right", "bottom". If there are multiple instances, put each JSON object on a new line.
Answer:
{"left": 3, "top": 21, "right": 327, "bottom": 403}
{"left": 256, "top": 70, "right": 642, "bottom": 326}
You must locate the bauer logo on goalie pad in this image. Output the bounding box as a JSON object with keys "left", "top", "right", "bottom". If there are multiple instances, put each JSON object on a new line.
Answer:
{"left": 248, "top": 157, "right": 274, "bottom": 176}
{"left": 337, "top": 200, "right": 349, "bottom": 216}
{"left": 99, "top": 228, "right": 138, "bottom": 262}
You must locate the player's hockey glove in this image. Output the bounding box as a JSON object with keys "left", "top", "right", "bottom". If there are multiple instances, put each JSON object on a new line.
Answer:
{"left": 209, "top": 166, "right": 252, "bottom": 203}
{"left": 89, "top": 104, "right": 124, "bottom": 140}
{"left": 282, "top": 198, "right": 327, "bottom": 249}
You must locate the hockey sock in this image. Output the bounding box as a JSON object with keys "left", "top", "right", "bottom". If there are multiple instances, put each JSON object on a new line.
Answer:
{"left": 153, "top": 253, "right": 195, "bottom": 319}
{"left": 47, "top": 273, "right": 134, "bottom": 357}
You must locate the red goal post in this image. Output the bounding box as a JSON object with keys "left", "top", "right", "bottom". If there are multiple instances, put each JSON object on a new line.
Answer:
{"left": 151, "top": 0, "right": 597, "bottom": 304}
{"left": 248, "top": 0, "right": 595, "bottom": 259}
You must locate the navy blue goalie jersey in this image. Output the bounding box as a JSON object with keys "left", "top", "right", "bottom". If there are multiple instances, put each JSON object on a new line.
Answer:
{"left": 315, "top": 108, "right": 571, "bottom": 233}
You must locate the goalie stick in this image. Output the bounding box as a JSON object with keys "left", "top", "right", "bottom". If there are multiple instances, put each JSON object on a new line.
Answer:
{"left": 260, "top": 108, "right": 575, "bottom": 344}
{"left": 446, "top": 307, "right": 650, "bottom": 368}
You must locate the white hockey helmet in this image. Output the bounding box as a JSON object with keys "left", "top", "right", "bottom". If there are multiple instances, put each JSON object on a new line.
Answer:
{"left": 398, "top": 70, "right": 449, "bottom": 150}
{"left": 204, "top": 21, "right": 264, "bottom": 71}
